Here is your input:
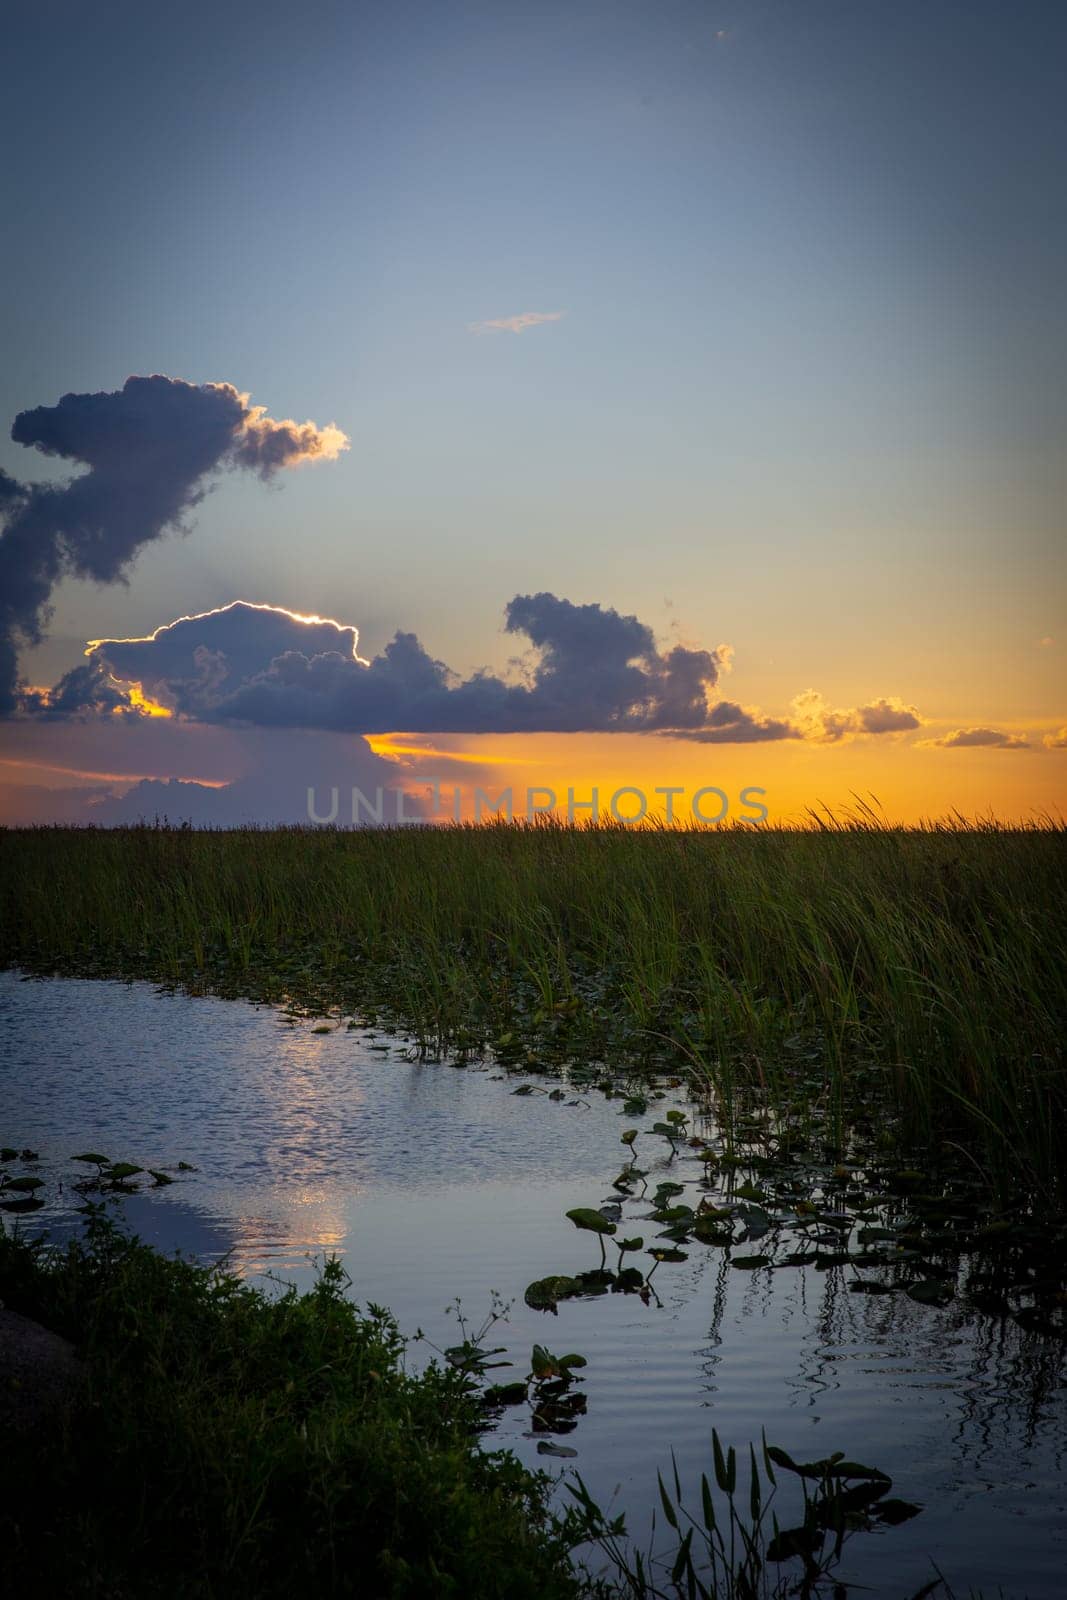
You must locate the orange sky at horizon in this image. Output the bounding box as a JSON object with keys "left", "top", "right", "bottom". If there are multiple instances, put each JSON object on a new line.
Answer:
{"left": 348, "top": 730, "right": 1066, "bottom": 826}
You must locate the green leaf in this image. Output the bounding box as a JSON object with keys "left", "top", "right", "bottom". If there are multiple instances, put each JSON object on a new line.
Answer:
{"left": 657, "top": 1472, "right": 680, "bottom": 1530}
{"left": 826, "top": 1461, "right": 891, "bottom": 1481}
{"left": 713, "top": 1430, "right": 730, "bottom": 1493}
{"left": 531, "top": 1344, "right": 559, "bottom": 1379}
{"left": 906, "top": 1278, "right": 954, "bottom": 1307}
{"left": 873, "top": 1498, "right": 922, "bottom": 1525}
{"left": 700, "top": 1472, "right": 717, "bottom": 1532}
{"left": 693, "top": 1217, "right": 732, "bottom": 1245}
{"left": 669, "top": 1527, "right": 694, "bottom": 1586}
{"left": 483, "top": 1381, "right": 528, "bottom": 1406}
{"left": 565, "top": 1207, "right": 616, "bottom": 1236}
{"left": 524, "top": 1275, "right": 581, "bottom": 1311}
{"left": 107, "top": 1163, "right": 144, "bottom": 1183}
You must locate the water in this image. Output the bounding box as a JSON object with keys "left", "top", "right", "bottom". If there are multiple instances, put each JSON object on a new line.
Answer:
{"left": 1, "top": 971, "right": 1063, "bottom": 1597}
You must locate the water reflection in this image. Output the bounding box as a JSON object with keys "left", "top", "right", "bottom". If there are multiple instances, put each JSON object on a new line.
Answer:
{"left": 1, "top": 971, "right": 1064, "bottom": 1598}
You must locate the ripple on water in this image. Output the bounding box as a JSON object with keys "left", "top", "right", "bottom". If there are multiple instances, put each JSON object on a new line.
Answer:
{"left": 1, "top": 971, "right": 1064, "bottom": 1598}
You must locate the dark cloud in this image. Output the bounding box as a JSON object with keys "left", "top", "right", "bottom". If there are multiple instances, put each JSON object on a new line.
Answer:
{"left": 18, "top": 660, "right": 135, "bottom": 720}
{"left": 661, "top": 700, "right": 798, "bottom": 744}
{"left": 853, "top": 698, "right": 922, "bottom": 735}
{"left": 78, "top": 594, "right": 925, "bottom": 745}
{"left": 94, "top": 602, "right": 363, "bottom": 714}
{"left": 0, "top": 376, "right": 347, "bottom": 714}
{"left": 924, "top": 726, "right": 1030, "bottom": 750}
{"left": 86, "top": 594, "right": 728, "bottom": 736}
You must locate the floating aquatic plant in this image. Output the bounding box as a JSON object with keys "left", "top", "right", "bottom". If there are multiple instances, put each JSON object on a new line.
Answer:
{"left": 565, "top": 1206, "right": 617, "bottom": 1270}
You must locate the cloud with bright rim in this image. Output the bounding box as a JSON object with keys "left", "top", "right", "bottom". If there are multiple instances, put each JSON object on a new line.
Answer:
{"left": 44, "top": 593, "right": 925, "bottom": 747}
{"left": 0, "top": 375, "right": 348, "bottom": 716}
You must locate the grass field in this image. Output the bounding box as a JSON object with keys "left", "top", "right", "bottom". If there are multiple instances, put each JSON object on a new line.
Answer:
{"left": 3, "top": 816, "right": 1064, "bottom": 1196}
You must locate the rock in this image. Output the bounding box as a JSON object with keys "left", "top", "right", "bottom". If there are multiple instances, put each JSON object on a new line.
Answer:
{"left": 0, "top": 1308, "right": 82, "bottom": 1435}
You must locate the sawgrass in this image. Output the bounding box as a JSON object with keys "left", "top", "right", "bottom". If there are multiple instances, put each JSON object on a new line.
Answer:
{"left": 2, "top": 815, "right": 1064, "bottom": 1193}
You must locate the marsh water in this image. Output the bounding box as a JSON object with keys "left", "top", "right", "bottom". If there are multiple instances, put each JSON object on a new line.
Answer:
{"left": 1, "top": 971, "right": 1063, "bottom": 1597}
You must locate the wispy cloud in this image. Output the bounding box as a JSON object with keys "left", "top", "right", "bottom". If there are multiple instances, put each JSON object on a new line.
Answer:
{"left": 919, "top": 727, "right": 1031, "bottom": 751}
{"left": 1043, "top": 726, "right": 1067, "bottom": 749}
{"left": 466, "top": 311, "right": 565, "bottom": 335}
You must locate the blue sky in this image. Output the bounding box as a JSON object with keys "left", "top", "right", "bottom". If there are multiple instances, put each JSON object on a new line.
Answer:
{"left": 1, "top": 0, "right": 1064, "bottom": 820}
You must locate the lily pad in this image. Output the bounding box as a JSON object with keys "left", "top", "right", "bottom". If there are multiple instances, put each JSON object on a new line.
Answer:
{"left": 483, "top": 1381, "right": 527, "bottom": 1407}
{"left": 524, "top": 1275, "right": 581, "bottom": 1312}
{"left": 873, "top": 1498, "right": 922, "bottom": 1525}
{"left": 565, "top": 1207, "right": 616, "bottom": 1236}
{"left": 906, "top": 1278, "right": 955, "bottom": 1307}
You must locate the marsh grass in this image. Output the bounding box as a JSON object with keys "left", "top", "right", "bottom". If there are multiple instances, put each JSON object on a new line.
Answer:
{"left": 1, "top": 815, "right": 1064, "bottom": 1193}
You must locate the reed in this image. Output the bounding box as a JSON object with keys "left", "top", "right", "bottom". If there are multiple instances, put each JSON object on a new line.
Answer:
{"left": 2, "top": 815, "right": 1064, "bottom": 1193}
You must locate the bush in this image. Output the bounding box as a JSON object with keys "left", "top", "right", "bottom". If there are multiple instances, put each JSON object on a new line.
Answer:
{"left": 0, "top": 1212, "right": 592, "bottom": 1598}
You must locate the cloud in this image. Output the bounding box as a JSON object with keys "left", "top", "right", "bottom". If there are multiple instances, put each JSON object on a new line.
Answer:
{"left": 920, "top": 727, "right": 1030, "bottom": 750}
{"left": 660, "top": 701, "right": 797, "bottom": 744}
{"left": 0, "top": 375, "right": 348, "bottom": 715}
{"left": 790, "top": 690, "right": 922, "bottom": 743}
{"left": 1042, "top": 726, "right": 1067, "bottom": 749}
{"left": 19, "top": 659, "right": 139, "bottom": 721}
{"left": 0, "top": 721, "right": 430, "bottom": 827}
{"left": 466, "top": 311, "right": 565, "bottom": 335}
{"left": 69, "top": 592, "right": 925, "bottom": 751}
{"left": 84, "top": 593, "right": 727, "bottom": 736}
{"left": 89, "top": 602, "right": 365, "bottom": 715}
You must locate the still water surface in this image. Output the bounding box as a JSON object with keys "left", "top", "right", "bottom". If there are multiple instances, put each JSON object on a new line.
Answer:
{"left": 1, "top": 971, "right": 1063, "bottom": 1597}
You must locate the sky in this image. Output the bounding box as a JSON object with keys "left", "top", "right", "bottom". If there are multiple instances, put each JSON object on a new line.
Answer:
{"left": 0, "top": 0, "right": 1064, "bottom": 824}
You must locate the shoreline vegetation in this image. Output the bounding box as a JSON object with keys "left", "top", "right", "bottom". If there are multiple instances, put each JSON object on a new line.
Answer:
{"left": 2, "top": 816, "right": 1064, "bottom": 1196}
{"left": 0, "top": 1210, "right": 928, "bottom": 1599}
